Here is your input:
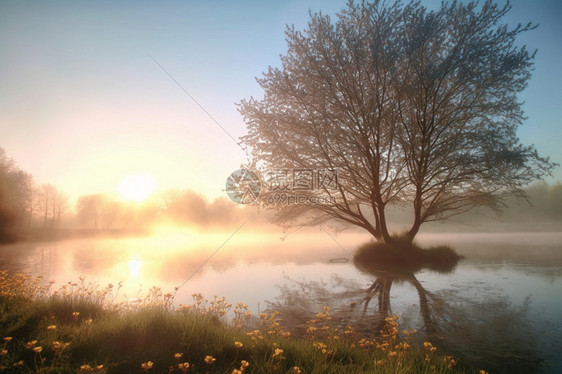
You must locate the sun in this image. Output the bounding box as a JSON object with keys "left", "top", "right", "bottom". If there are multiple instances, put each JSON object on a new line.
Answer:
{"left": 118, "top": 174, "right": 156, "bottom": 202}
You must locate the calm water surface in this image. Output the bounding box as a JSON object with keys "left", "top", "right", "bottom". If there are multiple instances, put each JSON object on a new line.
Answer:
{"left": 1, "top": 230, "right": 561, "bottom": 373}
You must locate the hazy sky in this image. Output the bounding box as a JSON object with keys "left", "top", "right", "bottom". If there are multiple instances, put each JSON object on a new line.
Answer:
{"left": 1, "top": 0, "right": 561, "bottom": 202}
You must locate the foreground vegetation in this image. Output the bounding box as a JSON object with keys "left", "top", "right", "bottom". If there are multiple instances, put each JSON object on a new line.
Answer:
{"left": 0, "top": 271, "right": 482, "bottom": 373}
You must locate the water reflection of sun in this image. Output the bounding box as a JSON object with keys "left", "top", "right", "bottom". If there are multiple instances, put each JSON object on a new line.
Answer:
{"left": 128, "top": 257, "right": 143, "bottom": 278}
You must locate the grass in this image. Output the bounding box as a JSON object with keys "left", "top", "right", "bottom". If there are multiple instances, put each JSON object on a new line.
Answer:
{"left": 0, "top": 271, "right": 478, "bottom": 373}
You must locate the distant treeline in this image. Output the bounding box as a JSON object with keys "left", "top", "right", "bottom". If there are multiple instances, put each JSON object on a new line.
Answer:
{"left": 1, "top": 148, "right": 71, "bottom": 243}
{"left": 1, "top": 146, "right": 561, "bottom": 243}
{"left": 0, "top": 147, "right": 257, "bottom": 243}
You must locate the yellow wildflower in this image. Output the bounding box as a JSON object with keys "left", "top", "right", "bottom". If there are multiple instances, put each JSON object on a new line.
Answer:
{"left": 0, "top": 349, "right": 7, "bottom": 356}
{"left": 141, "top": 361, "right": 153, "bottom": 370}
{"left": 25, "top": 340, "right": 38, "bottom": 349}
{"left": 273, "top": 348, "right": 284, "bottom": 357}
{"left": 174, "top": 352, "right": 183, "bottom": 359}
{"left": 47, "top": 325, "right": 56, "bottom": 330}
{"left": 33, "top": 346, "right": 43, "bottom": 353}
{"left": 204, "top": 355, "right": 216, "bottom": 364}
{"left": 234, "top": 341, "right": 244, "bottom": 348}
{"left": 293, "top": 366, "right": 302, "bottom": 373}
{"left": 178, "top": 362, "right": 190, "bottom": 371}
{"left": 3, "top": 337, "right": 12, "bottom": 343}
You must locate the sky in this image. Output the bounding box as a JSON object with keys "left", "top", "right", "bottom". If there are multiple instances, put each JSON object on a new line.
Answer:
{"left": 1, "top": 0, "right": 561, "bottom": 203}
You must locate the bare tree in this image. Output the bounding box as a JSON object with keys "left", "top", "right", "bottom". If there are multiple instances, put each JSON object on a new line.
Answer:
{"left": 76, "top": 194, "right": 101, "bottom": 229}
{"left": 37, "top": 184, "right": 58, "bottom": 228}
{"left": 238, "top": 0, "right": 556, "bottom": 244}
{"left": 76, "top": 194, "right": 121, "bottom": 230}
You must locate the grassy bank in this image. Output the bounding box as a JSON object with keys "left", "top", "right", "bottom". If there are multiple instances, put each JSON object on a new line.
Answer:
{"left": 0, "top": 271, "right": 476, "bottom": 374}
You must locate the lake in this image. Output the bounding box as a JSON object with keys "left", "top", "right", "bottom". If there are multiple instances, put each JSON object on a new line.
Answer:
{"left": 1, "top": 229, "right": 561, "bottom": 373}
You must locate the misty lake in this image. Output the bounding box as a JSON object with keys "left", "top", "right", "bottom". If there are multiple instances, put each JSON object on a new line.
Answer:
{"left": 1, "top": 230, "right": 562, "bottom": 373}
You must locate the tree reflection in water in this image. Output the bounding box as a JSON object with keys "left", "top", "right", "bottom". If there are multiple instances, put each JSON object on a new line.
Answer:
{"left": 352, "top": 246, "right": 459, "bottom": 334}
{"left": 265, "top": 245, "right": 547, "bottom": 374}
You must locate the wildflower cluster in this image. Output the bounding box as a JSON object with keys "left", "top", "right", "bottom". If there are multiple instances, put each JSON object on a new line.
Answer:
{"left": 233, "top": 302, "right": 252, "bottom": 329}
{"left": 1, "top": 336, "right": 12, "bottom": 369}
{"left": 306, "top": 306, "right": 335, "bottom": 340}
{"left": 0, "top": 271, "right": 465, "bottom": 373}
{"left": 179, "top": 293, "right": 232, "bottom": 318}
{"left": 51, "top": 277, "right": 119, "bottom": 309}
{"left": 0, "top": 271, "right": 52, "bottom": 300}
{"left": 79, "top": 363, "right": 105, "bottom": 372}
{"left": 230, "top": 359, "right": 249, "bottom": 374}
{"left": 259, "top": 311, "right": 291, "bottom": 338}
{"left": 117, "top": 285, "right": 176, "bottom": 311}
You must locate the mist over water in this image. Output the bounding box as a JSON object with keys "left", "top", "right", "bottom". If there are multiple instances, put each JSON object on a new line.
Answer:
{"left": 1, "top": 230, "right": 562, "bottom": 373}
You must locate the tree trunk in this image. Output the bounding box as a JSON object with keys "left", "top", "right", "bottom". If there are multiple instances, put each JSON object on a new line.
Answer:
{"left": 374, "top": 197, "right": 393, "bottom": 244}
{"left": 43, "top": 198, "right": 48, "bottom": 228}
{"left": 406, "top": 189, "right": 423, "bottom": 242}
{"left": 407, "top": 217, "right": 421, "bottom": 242}
{"left": 378, "top": 209, "right": 393, "bottom": 244}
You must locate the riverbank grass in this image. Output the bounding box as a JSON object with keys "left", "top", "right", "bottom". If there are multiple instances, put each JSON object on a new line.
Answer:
{"left": 0, "top": 271, "right": 472, "bottom": 373}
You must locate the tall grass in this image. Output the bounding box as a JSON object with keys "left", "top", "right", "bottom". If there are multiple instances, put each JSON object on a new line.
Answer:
{"left": 0, "top": 271, "right": 477, "bottom": 373}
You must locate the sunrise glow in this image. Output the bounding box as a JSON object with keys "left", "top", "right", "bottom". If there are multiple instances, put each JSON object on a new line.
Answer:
{"left": 118, "top": 174, "right": 156, "bottom": 202}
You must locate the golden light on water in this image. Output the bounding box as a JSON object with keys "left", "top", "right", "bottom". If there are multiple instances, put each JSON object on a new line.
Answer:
{"left": 128, "top": 257, "right": 143, "bottom": 279}
{"left": 118, "top": 173, "right": 156, "bottom": 202}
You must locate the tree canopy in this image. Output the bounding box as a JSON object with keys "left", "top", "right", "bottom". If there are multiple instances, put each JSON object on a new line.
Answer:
{"left": 0, "top": 147, "right": 33, "bottom": 241}
{"left": 238, "top": 0, "right": 556, "bottom": 243}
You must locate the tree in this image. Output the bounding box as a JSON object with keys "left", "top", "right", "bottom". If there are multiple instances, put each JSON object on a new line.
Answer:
{"left": 0, "top": 147, "right": 33, "bottom": 241}
{"left": 76, "top": 194, "right": 121, "bottom": 230}
{"left": 35, "top": 184, "right": 68, "bottom": 228}
{"left": 238, "top": 0, "right": 556, "bottom": 244}
{"left": 76, "top": 194, "right": 102, "bottom": 229}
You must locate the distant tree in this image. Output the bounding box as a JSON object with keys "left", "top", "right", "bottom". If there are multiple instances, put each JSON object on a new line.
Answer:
{"left": 76, "top": 194, "right": 121, "bottom": 230}
{"left": 54, "top": 190, "right": 69, "bottom": 225}
{"left": 34, "top": 184, "right": 68, "bottom": 228}
{"left": 76, "top": 194, "right": 102, "bottom": 229}
{"left": 0, "top": 147, "right": 33, "bottom": 241}
{"left": 37, "top": 184, "right": 56, "bottom": 228}
{"left": 99, "top": 197, "right": 121, "bottom": 230}
{"left": 238, "top": 0, "right": 556, "bottom": 244}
